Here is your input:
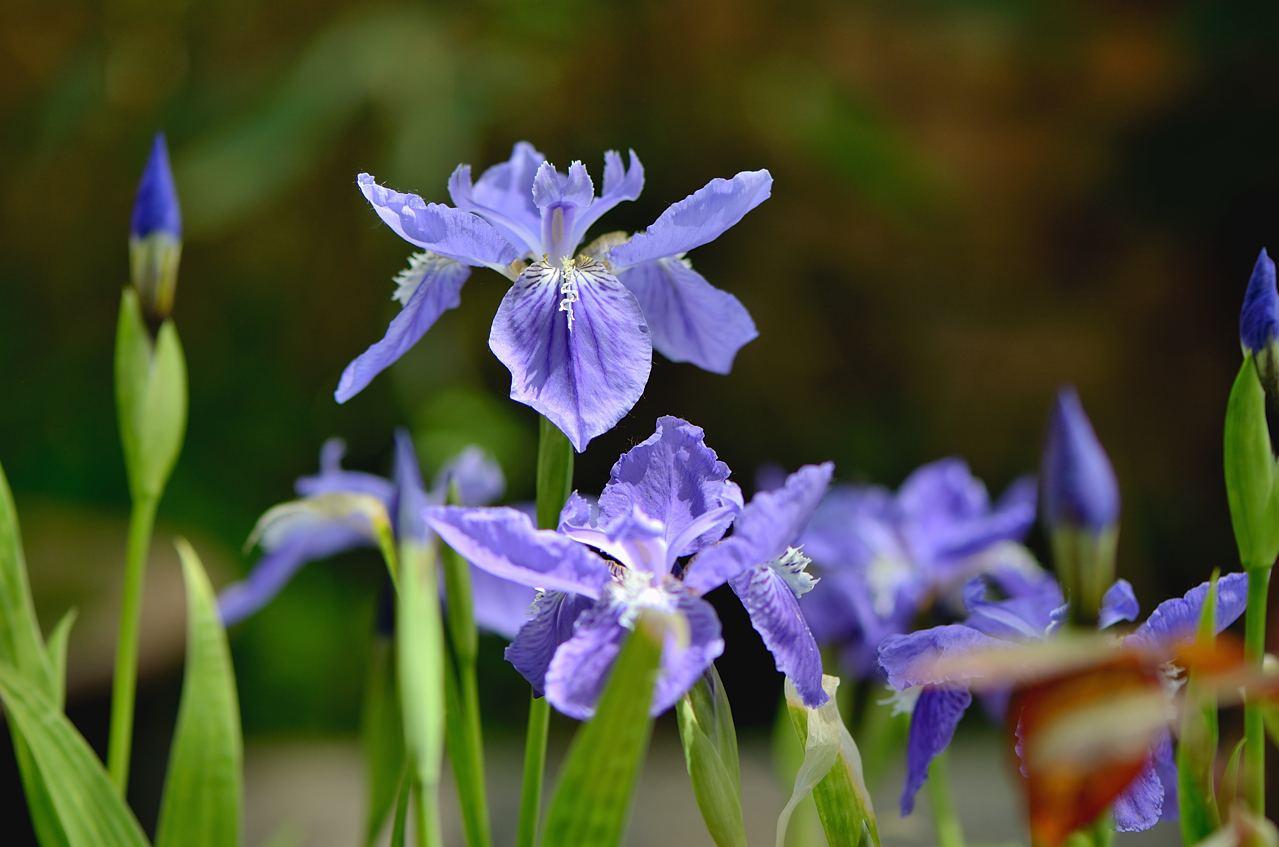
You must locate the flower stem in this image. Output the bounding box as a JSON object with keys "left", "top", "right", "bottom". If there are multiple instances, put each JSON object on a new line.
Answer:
{"left": 1244, "top": 566, "right": 1271, "bottom": 814}
{"left": 927, "top": 750, "right": 966, "bottom": 847}
{"left": 414, "top": 775, "right": 442, "bottom": 847}
{"left": 106, "top": 493, "right": 158, "bottom": 793}
{"left": 516, "top": 416, "right": 573, "bottom": 847}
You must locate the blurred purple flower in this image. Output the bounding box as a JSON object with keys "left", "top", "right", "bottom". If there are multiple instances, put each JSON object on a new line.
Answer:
{"left": 426, "top": 416, "right": 833, "bottom": 718}
{"left": 878, "top": 572, "right": 1250, "bottom": 829}
{"left": 796, "top": 458, "right": 1039, "bottom": 676}
{"left": 344, "top": 143, "right": 770, "bottom": 451}
{"left": 218, "top": 432, "right": 535, "bottom": 635}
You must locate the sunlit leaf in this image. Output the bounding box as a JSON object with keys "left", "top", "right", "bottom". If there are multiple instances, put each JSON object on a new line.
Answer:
{"left": 362, "top": 637, "right": 403, "bottom": 847}
{"left": 779, "top": 674, "right": 879, "bottom": 847}
{"left": 155, "top": 539, "right": 243, "bottom": 847}
{"left": 542, "top": 612, "right": 665, "bottom": 846}
{"left": 396, "top": 543, "right": 444, "bottom": 842}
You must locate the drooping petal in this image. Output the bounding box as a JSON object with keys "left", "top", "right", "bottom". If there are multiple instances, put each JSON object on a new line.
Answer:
{"left": 1112, "top": 748, "right": 1165, "bottom": 832}
{"left": 489, "top": 258, "right": 652, "bottom": 452}
{"left": 433, "top": 446, "right": 506, "bottom": 507}
{"left": 900, "top": 687, "right": 972, "bottom": 815}
{"left": 424, "top": 506, "right": 613, "bottom": 598}
{"left": 567, "top": 150, "right": 644, "bottom": 248}
{"left": 684, "top": 463, "right": 833, "bottom": 595}
{"left": 1099, "top": 579, "right": 1140, "bottom": 629}
{"left": 619, "top": 258, "right": 757, "bottom": 374}
{"left": 391, "top": 429, "right": 432, "bottom": 542}
{"left": 1152, "top": 732, "right": 1178, "bottom": 822}
{"left": 608, "top": 170, "right": 773, "bottom": 270}
{"left": 1129, "top": 572, "right": 1250, "bottom": 649}
{"left": 448, "top": 141, "right": 545, "bottom": 254}
{"left": 543, "top": 590, "right": 724, "bottom": 719}
{"left": 467, "top": 565, "right": 539, "bottom": 641}
{"left": 503, "top": 590, "right": 594, "bottom": 692}
{"left": 542, "top": 597, "right": 626, "bottom": 719}
{"left": 730, "top": 563, "right": 827, "bottom": 706}
{"left": 218, "top": 522, "right": 368, "bottom": 624}
{"left": 357, "top": 173, "right": 521, "bottom": 267}
{"left": 651, "top": 592, "right": 725, "bottom": 715}
{"left": 590, "top": 416, "right": 738, "bottom": 559}
{"left": 878, "top": 625, "right": 1001, "bottom": 690}
{"left": 295, "top": 439, "right": 396, "bottom": 503}
{"left": 335, "top": 253, "right": 471, "bottom": 403}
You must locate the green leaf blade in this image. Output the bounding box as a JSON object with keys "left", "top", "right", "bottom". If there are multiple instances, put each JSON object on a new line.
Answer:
{"left": 0, "top": 664, "right": 149, "bottom": 847}
{"left": 542, "top": 612, "right": 664, "bottom": 847}
{"left": 362, "top": 637, "right": 404, "bottom": 847}
{"left": 155, "top": 539, "right": 243, "bottom": 847}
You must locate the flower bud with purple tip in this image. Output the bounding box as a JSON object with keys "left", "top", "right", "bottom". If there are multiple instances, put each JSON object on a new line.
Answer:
{"left": 129, "top": 133, "right": 182, "bottom": 321}
{"left": 1041, "top": 387, "right": 1119, "bottom": 624}
{"left": 1226, "top": 248, "right": 1279, "bottom": 571}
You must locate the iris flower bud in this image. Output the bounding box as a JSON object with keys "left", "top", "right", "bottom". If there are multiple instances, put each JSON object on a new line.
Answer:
{"left": 129, "top": 133, "right": 182, "bottom": 321}
{"left": 1226, "top": 248, "right": 1279, "bottom": 571}
{"left": 1041, "top": 387, "right": 1119, "bottom": 625}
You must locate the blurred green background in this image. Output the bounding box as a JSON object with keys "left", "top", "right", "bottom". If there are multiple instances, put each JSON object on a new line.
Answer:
{"left": 3, "top": 0, "right": 1278, "bottom": 841}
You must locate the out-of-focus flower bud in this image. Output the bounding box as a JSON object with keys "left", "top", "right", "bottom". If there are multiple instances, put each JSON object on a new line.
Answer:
{"left": 1227, "top": 249, "right": 1279, "bottom": 572}
{"left": 129, "top": 133, "right": 182, "bottom": 321}
{"left": 1041, "top": 387, "right": 1119, "bottom": 625}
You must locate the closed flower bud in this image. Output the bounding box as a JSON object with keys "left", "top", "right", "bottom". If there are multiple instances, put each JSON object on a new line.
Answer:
{"left": 1041, "top": 387, "right": 1119, "bottom": 625}
{"left": 129, "top": 133, "right": 182, "bottom": 321}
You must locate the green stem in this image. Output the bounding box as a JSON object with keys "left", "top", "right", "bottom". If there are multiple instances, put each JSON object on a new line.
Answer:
{"left": 515, "top": 415, "right": 574, "bottom": 847}
{"left": 414, "top": 776, "right": 442, "bottom": 847}
{"left": 1244, "top": 566, "right": 1271, "bottom": 814}
{"left": 517, "top": 695, "right": 551, "bottom": 847}
{"left": 106, "top": 494, "right": 159, "bottom": 792}
{"left": 927, "top": 751, "right": 966, "bottom": 847}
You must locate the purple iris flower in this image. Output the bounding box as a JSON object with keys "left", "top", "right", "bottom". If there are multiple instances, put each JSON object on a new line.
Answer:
{"left": 796, "top": 458, "right": 1039, "bottom": 676}
{"left": 1241, "top": 248, "right": 1278, "bottom": 355}
{"left": 218, "top": 432, "right": 534, "bottom": 637}
{"left": 877, "top": 572, "right": 1250, "bottom": 830}
{"left": 425, "top": 416, "right": 832, "bottom": 718}
{"left": 343, "top": 143, "right": 770, "bottom": 451}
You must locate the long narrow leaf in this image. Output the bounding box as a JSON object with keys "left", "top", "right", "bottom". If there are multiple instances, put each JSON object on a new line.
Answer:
{"left": 155, "top": 539, "right": 243, "bottom": 847}
{"left": 1179, "top": 574, "right": 1222, "bottom": 843}
{"left": 542, "top": 613, "right": 665, "bottom": 846}
{"left": 45, "top": 610, "right": 77, "bottom": 709}
{"left": 397, "top": 543, "right": 445, "bottom": 846}
{"left": 362, "top": 636, "right": 404, "bottom": 846}
{"left": 0, "top": 663, "right": 149, "bottom": 846}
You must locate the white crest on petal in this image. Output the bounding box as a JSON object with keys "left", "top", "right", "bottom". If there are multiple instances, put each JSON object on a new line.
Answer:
{"left": 867, "top": 553, "right": 914, "bottom": 618}
{"left": 607, "top": 567, "right": 677, "bottom": 629}
{"left": 768, "top": 546, "right": 819, "bottom": 599}
{"left": 393, "top": 251, "right": 455, "bottom": 305}
{"left": 880, "top": 684, "right": 921, "bottom": 717}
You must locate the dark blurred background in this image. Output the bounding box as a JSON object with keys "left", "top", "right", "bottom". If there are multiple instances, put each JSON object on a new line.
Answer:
{"left": 3, "top": 0, "right": 1278, "bottom": 842}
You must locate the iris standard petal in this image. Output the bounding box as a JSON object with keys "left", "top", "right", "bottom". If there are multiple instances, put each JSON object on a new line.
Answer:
{"left": 218, "top": 522, "right": 368, "bottom": 624}
{"left": 335, "top": 254, "right": 471, "bottom": 403}
{"left": 504, "top": 590, "right": 594, "bottom": 693}
{"left": 567, "top": 149, "right": 644, "bottom": 248}
{"left": 592, "top": 415, "right": 737, "bottom": 557}
{"left": 448, "top": 142, "right": 545, "bottom": 253}
{"left": 391, "top": 429, "right": 432, "bottom": 542}
{"left": 295, "top": 439, "right": 396, "bottom": 503}
{"left": 730, "top": 564, "right": 827, "bottom": 706}
{"left": 357, "top": 173, "right": 521, "bottom": 267}
{"left": 1130, "top": 571, "right": 1250, "bottom": 648}
{"left": 425, "top": 506, "right": 613, "bottom": 598}
{"left": 489, "top": 258, "right": 652, "bottom": 452}
{"left": 619, "top": 258, "right": 758, "bottom": 374}
{"left": 433, "top": 446, "right": 506, "bottom": 507}
{"left": 608, "top": 170, "right": 773, "bottom": 270}
{"left": 1098, "top": 579, "right": 1140, "bottom": 629}
{"left": 900, "top": 686, "right": 972, "bottom": 815}
{"left": 684, "top": 463, "right": 833, "bottom": 595}
{"left": 878, "top": 624, "right": 1001, "bottom": 690}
